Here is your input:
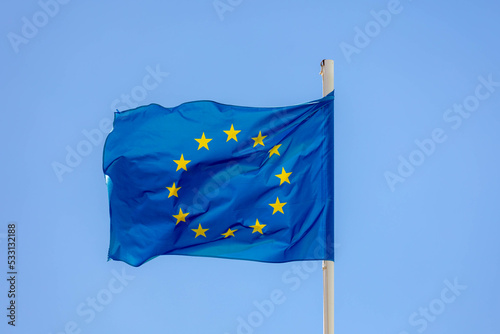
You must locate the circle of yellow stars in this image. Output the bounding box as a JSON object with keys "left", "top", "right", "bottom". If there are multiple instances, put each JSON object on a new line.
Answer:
{"left": 166, "top": 123, "right": 293, "bottom": 240}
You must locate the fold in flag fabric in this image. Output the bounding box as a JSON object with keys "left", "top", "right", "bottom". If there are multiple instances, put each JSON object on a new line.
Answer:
{"left": 103, "top": 91, "right": 334, "bottom": 267}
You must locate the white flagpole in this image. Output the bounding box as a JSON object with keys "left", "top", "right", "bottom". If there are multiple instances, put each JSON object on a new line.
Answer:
{"left": 320, "top": 59, "right": 334, "bottom": 334}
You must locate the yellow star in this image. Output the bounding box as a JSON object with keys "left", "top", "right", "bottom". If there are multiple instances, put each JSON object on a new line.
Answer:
{"left": 195, "top": 132, "right": 212, "bottom": 150}
{"left": 269, "top": 197, "right": 286, "bottom": 214}
{"left": 223, "top": 124, "right": 241, "bottom": 142}
{"left": 275, "top": 167, "right": 292, "bottom": 185}
{"left": 249, "top": 219, "right": 266, "bottom": 234}
{"left": 269, "top": 144, "right": 282, "bottom": 157}
{"left": 251, "top": 131, "right": 267, "bottom": 147}
{"left": 221, "top": 228, "right": 237, "bottom": 238}
{"left": 172, "top": 208, "right": 189, "bottom": 225}
{"left": 166, "top": 182, "right": 181, "bottom": 198}
{"left": 173, "top": 154, "right": 190, "bottom": 171}
{"left": 192, "top": 224, "right": 209, "bottom": 238}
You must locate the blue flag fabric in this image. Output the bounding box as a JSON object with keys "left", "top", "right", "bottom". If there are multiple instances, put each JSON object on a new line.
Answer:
{"left": 103, "top": 92, "right": 334, "bottom": 267}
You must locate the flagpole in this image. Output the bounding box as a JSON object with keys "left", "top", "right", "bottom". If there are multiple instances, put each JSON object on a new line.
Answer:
{"left": 320, "top": 59, "right": 334, "bottom": 334}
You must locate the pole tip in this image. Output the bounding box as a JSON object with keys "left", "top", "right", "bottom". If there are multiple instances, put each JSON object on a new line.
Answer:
{"left": 320, "top": 59, "right": 333, "bottom": 75}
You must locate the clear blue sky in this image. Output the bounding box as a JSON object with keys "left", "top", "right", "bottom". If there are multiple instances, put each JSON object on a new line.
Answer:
{"left": 1, "top": 1, "right": 499, "bottom": 333}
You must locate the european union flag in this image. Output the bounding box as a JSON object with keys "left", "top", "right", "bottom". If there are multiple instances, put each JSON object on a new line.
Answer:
{"left": 103, "top": 92, "right": 334, "bottom": 267}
